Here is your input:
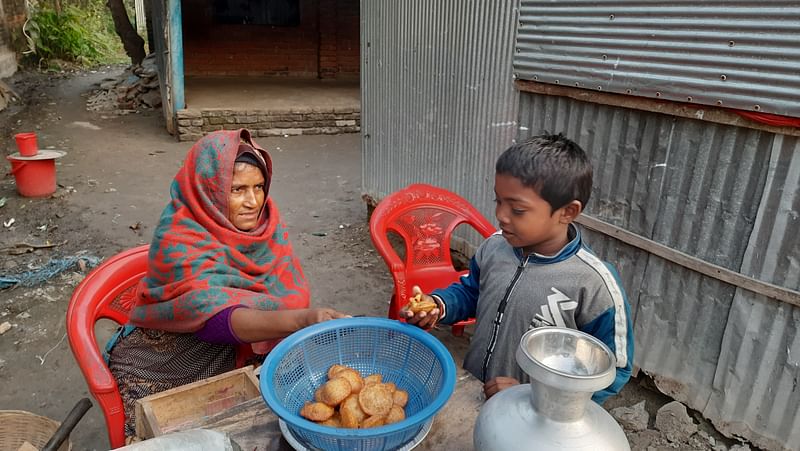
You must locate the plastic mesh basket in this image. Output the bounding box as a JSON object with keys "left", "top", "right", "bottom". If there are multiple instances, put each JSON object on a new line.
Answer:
{"left": 261, "top": 317, "right": 456, "bottom": 451}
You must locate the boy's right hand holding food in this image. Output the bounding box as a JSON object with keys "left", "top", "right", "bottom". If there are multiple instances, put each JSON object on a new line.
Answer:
{"left": 401, "top": 286, "right": 441, "bottom": 329}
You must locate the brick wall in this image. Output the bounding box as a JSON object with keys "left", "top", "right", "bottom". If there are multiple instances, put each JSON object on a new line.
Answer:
{"left": 335, "top": 0, "right": 359, "bottom": 78}
{"left": 176, "top": 107, "right": 360, "bottom": 141}
{"left": 318, "top": 0, "right": 337, "bottom": 78}
{"left": 182, "top": 0, "right": 359, "bottom": 79}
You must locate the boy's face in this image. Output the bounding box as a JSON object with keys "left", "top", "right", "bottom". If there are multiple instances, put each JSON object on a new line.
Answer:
{"left": 494, "top": 173, "right": 579, "bottom": 256}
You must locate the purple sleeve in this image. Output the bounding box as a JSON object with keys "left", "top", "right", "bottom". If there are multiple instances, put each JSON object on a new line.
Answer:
{"left": 195, "top": 306, "right": 246, "bottom": 344}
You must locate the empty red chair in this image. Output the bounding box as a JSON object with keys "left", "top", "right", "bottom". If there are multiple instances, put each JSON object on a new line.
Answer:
{"left": 369, "top": 184, "right": 496, "bottom": 336}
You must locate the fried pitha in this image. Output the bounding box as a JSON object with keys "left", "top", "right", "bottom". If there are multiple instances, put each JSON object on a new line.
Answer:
{"left": 300, "top": 402, "right": 335, "bottom": 422}
{"left": 327, "top": 364, "right": 351, "bottom": 379}
{"left": 319, "top": 377, "right": 352, "bottom": 406}
{"left": 408, "top": 293, "right": 438, "bottom": 313}
{"left": 336, "top": 368, "right": 364, "bottom": 394}
{"left": 320, "top": 412, "right": 342, "bottom": 428}
{"left": 358, "top": 383, "right": 394, "bottom": 416}
{"left": 361, "top": 414, "right": 387, "bottom": 429}
{"left": 392, "top": 389, "right": 408, "bottom": 408}
{"left": 386, "top": 405, "right": 405, "bottom": 424}
{"left": 340, "top": 394, "right": 367, "bottom": 428}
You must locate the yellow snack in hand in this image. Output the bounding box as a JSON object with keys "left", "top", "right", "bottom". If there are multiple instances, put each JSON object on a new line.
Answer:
{"left": 408, "top": 293, "right": 437, "bottom": 313}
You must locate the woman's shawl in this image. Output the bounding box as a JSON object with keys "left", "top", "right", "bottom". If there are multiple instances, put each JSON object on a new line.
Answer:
{"left": 130, "top": 129, "right": 310, "bottom": 334}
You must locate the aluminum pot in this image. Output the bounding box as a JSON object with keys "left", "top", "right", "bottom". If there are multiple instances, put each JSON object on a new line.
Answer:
{"left": 473, "top": 327, "right": 630, "bottom": 450}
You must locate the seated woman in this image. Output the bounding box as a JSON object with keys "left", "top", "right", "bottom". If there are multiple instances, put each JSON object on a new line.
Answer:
{"left": 107, "top": 129, "right": 346, "bottom": 437}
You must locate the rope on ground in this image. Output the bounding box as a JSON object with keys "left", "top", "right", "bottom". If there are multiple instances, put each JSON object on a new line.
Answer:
{"left": 0, "top": 254, "right": 101, "bottom": 289}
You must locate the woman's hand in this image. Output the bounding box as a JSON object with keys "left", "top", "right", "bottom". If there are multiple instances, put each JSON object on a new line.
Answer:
{"left": 302, "top": 308, "right": 349, "bottom": 327}
{"left": 400, "top": 286, "right": 441, "bottom": 330}
{"left": 483, "top": 377, "right": 520, "bottom": 399}
{"left": 230, "top": 307, "right": 348, "bottom": 342}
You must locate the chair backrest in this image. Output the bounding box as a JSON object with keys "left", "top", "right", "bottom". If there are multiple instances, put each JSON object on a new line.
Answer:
{"left": 369, "top": 184, "right": 496, "bottom": 320}
{"left": 66, "top": 245, "right": 150, "bottom": 449}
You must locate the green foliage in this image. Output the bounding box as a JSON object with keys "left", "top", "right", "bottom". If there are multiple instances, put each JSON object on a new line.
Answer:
{"left": 25, "top": 1, "right": 128, "bottom": 68}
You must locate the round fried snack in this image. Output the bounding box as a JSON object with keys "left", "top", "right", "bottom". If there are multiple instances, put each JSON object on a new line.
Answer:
{"left": 300, "top": 402, "right": 335, "bottom": 422}
{"left": 327, "top": 364, "right": 351, "bottom": 379}
{"left": 340, "top": 394, "right": 366, "bottom": 428}
{"left": 336, "top": 369, "right": 364, "bottom": 394}
{"left": 358, "top": 383, "right": 394, "bottom": 416}
{"left": 408, "top": 293, "right": 438, "bottom": 313}
{"left": 364, "top": 374, "right": 382, "bottom": 386}
{"left": 392, "top": 389, "right": 408, "bottom": 408}
{"left": 361, "top": 415, "right": 387, "bottom": 429}
{"left": 319, "top": 377, "right": 352, "bottom": 406}
{"left": 384, "top": 382, "right": 397, "bottom": 393}
{"left": 320, "top": 412, "right": 342, "bottom": 428}
{"left": 386, "top": 405, "right": 405, "bottom": 424}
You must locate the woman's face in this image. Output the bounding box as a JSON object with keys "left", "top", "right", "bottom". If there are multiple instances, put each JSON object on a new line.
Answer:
{"left": 228, "top": 162, "right": 265, "bottom": 231}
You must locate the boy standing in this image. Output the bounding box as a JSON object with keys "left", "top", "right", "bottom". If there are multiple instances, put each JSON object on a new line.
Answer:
{"left": 404, "top": 133, "right": 633, "bottom": 403}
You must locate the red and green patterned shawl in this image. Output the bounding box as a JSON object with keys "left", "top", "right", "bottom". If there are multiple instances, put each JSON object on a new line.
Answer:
{"left": 130, "top": 129, "right": 310, "bottom": 336}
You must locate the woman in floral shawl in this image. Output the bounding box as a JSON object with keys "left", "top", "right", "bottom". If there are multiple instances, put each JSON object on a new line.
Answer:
{"left": 108, "top": 129, "right": 346, "bottom": 437}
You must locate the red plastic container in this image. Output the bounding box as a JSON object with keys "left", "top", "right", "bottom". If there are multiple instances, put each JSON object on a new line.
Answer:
{"left": 14, "top": 132, "right": 38, "bottom": 157}
{"left": 6, "top": 150, "right": 66, "bottom": 198}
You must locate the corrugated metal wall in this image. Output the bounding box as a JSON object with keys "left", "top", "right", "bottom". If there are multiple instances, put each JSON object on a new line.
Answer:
{"left": 361, "top": 0, "right": 519, "bottom": 231}
{"left": 705, "top": 135, "right": 800, "bottom": 451}
{"left": 514, "top": 0, "right": 800, "bottom": 118}
{"left": 518, "top": 92, "right": 799, "bottom": 451}
{"left": 362, "top": 2, "right": 800, "bottom": 449}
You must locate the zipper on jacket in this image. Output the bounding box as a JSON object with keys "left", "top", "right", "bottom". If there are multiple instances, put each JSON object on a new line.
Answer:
{"left": 481, "top": 254, "right": 530, "bottom": 381}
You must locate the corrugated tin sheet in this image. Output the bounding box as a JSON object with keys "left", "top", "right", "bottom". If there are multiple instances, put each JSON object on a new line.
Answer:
{"left": 361, "top": 0, "right": 519, "bottom": 245}
{"left": 514, "top": 1, "right": 800, "bottom": 118}
{"left": 518, "top": 91, "right": 798, "bottom": 450}
{"left": 705, "top": 135, "right": 800, "bottom": 451}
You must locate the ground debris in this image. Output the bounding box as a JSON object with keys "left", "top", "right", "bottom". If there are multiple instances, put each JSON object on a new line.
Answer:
{"left": 611, "top": 400, "right": 649, "bottom": 432}
{"left": 86, "top": 54, "right": 160, "bottom": 114}
{"left": 1, "top": 241, "right": 66, "bottom": 255}
{"left": 0, "top": 254, "right": 100, "bottom": 289}
{"left": 655, "top": 401, "right": 698, "bottom": 443}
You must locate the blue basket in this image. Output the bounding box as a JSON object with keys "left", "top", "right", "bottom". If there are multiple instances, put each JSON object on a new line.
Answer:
{"left": 261, "top": 317, "right": 457, "bottom": 451}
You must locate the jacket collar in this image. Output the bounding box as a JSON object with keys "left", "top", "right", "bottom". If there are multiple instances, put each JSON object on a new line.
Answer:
{"left": 514, "top": 223, "right": 581, "bottom": 264}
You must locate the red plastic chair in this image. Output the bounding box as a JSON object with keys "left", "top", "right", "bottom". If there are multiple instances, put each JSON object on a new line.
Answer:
{"left": 66, "top": 245, "right": 149, "bottom": 448}
{"left": 66, "top": 245, "right": 256, "bottom": 447}
{"left": 369, "top": 184, "right": 496, "bottom": 336}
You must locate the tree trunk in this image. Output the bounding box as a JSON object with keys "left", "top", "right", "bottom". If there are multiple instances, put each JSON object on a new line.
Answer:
{"left": 107, "top": 0, "right": 145, "bottom": 65}
{"left": 144, "top": 0, "right": 154, "bottom": 54}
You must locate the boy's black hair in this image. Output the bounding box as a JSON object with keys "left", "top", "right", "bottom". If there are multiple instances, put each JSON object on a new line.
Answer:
{"left": 495, "top": 133, "right": 592, "bottom": 212}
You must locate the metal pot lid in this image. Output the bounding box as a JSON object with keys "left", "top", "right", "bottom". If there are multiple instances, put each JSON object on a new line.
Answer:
{"left": 515, "top": 326, "right": 616, "bottom": 393}
{"left": 7, "top": 150, "right": 67, "bottom": 161}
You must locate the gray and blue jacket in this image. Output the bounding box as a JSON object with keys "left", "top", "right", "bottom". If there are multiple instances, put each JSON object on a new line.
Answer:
{"left": 433, "top": 224, "right": 634, "bottom": 404}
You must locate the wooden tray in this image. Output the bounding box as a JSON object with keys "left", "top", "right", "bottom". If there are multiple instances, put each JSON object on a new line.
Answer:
{"left": 135, "top": 365, "right": 261, "bottom": 439}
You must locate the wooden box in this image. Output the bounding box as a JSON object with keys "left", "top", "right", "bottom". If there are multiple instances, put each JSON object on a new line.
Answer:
{"left": 135, "top": 366, "right": 261, "bottom": 438}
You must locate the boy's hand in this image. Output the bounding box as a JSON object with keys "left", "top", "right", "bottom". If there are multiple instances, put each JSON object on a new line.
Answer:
{"left": 483, "top": 377, "right": 520, "bottom": 399}
{"left": 400, "top": 286, "right": 441, "bottom": 329}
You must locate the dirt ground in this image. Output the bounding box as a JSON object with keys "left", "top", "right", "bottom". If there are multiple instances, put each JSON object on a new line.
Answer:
{"left": 0, "top": 67, "right": 757, "bottom": 450}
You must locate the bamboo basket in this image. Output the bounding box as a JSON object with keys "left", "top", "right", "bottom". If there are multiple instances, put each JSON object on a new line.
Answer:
{"left": 0, "top": 410, "right": 72, "bottom": 451}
